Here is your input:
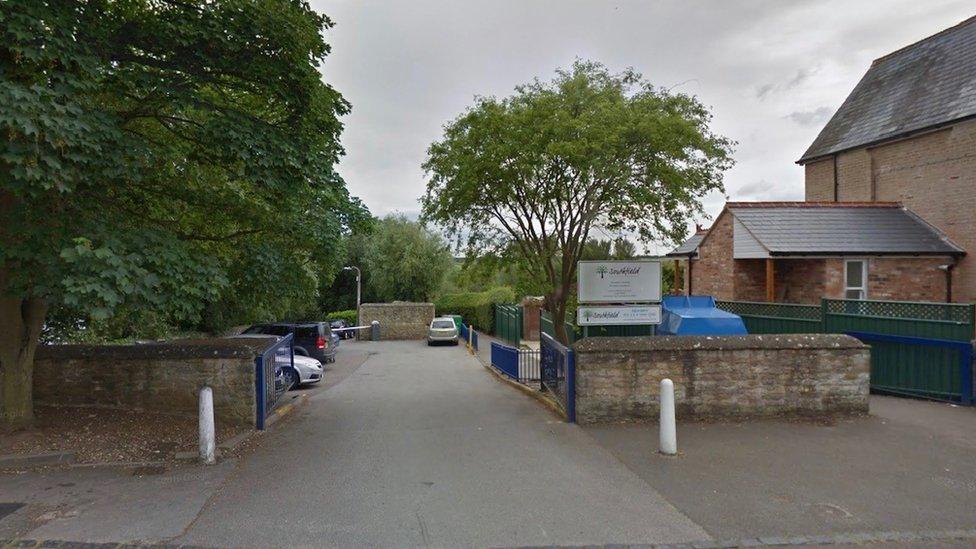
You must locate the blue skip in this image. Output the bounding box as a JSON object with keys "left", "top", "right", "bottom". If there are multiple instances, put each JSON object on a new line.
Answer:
{"left": 658, "top": 295, "right": 748, "bottom": 336}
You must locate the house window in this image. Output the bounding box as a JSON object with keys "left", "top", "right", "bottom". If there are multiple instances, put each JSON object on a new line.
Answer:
{"left": 844, "top": 259, "right": 867, "bottom": 300}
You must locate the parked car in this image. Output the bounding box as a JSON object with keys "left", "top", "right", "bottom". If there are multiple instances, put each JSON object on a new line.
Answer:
{"left": 427, "top": 317, "right": 459, "bottom": 346}
{"left": 225, "top": 334, "right": 288, "bottom": 392}
{"left": 329, "top": 319, "right": 354, "bottom": 340}
{"left": 227, "top": 333, "right": 324, "bottom": 390}
{"left": 277, "top": 354, "right": 323, "bottom": 389}
{"left": 241, "top": 322, "right": 339, "bottom": 363}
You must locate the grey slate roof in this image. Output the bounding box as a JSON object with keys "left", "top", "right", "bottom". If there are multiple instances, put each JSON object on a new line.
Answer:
{"left": 799, "top": 16, "right": 976, "bottom": 163}
{"left": 727, "top": 203, "right": 964, "bottom": 256}
{"left": 666, "top": 232, "right": 705, "bottom": 257}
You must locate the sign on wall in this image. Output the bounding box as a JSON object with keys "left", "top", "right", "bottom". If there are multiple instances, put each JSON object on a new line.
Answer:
{"left": 577, "top": 260, "right": 662, "bottom": 304}
{"left": 577, "top": 304, "right": 662, "bottom": 326}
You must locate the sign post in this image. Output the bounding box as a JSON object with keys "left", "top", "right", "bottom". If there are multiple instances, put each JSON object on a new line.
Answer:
{"left": 577, "top": 259, "right": 663, "bottom": 333}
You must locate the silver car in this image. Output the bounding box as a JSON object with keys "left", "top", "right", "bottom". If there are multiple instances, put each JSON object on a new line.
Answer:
{"left": 427, "top": 317, "right": 459, "bottom": 346}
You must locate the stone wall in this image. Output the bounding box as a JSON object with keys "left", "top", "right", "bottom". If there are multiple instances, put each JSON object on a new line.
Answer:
{"left": 357, "top": 302, "right": 435, "bottom": 340}
{"left": 804, "top": 118, "right": 976, "bottom": 303}
{"left": 573, "top": 334, "right": 869, "bottom": 424}
{"left": 34, "top": 338, "right": 265, "bottom": 427}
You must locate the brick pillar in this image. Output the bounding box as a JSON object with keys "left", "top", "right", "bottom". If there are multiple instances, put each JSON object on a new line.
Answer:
{"left": 521, "top": 298, "right": 542, "bottom": 340}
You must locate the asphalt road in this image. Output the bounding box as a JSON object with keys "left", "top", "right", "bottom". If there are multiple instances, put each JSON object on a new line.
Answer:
{"left": 178, "top": 340, "right": 708, "bottom": 548}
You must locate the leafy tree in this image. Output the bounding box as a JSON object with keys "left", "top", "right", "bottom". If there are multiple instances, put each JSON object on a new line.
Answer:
{"left": 581, "top": 238, "right": 613, "bottom": 261}
{"left": 364, "top": 215, "right": 453, "bottom": 303}
{"left": 422, "top": 61, "right": 733, "bottom": 342}
{"left": 0, "top": 1, "right": 360, "bottom": 427}
{"left": 612, "top": 238, "right": 637, "bottom": 260}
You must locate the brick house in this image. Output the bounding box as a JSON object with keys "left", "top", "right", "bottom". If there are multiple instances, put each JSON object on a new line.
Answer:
{"left": 668, "top": 202, "right": 963, "bottom": 304}
{"left": 798, "top": 15, "right": 976, "bottom": 303}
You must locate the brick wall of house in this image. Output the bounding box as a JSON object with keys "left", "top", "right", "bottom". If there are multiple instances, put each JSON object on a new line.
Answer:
{"left": 803, "top": 118, "right": 976, "bottom": 303}
{"left": 689, "top": 211, "right": 735, "bottom": 299}
{"left": 805, "top": 159, "right": 835, "bottom": 200}
{"left": 734, "top": 259, "right": 767, "bottom": 301}
{"left": 776, "top": 259, "right": 828, "bottom": 304}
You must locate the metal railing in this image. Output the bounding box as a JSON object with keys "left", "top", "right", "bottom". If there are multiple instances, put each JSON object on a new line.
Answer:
{"left": 540, "top": 333, "right": 575, "bottom": 422}
{"left": 490, "top": 341, "right": 541, "bottom": 386}
{"left": 518, "top": 348, "right": 540, "bottom": 384}
{"left": 255, "top": 333, "right": 294, "bottom": 430}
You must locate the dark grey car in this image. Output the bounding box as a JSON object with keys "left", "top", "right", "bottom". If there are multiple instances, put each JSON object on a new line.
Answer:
{"left": 242, "top": 322, "right": 339, "bottom": 363}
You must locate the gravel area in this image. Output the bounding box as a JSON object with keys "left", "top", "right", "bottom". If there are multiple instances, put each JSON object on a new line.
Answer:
{"left": 0, "top": 406, "right": 250, "bottom": 464}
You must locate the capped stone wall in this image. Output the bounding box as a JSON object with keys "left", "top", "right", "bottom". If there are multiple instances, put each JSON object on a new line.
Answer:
{"left": 573, "top": 334, "right": 870, "bottom": 424}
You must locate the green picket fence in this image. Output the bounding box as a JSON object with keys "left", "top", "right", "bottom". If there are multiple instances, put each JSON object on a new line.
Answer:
{"left": 540, "top": 310, "right": 579, "bottom": 344}
{"left": 822, "top": 299, "right": 974, "bottom": 341}
{"left": 716, "top": 298, "right": 975, "bottom": 404}
{"left": 494, "top": 304, "right": 523, "bottom": 346}
{"left": 716, "top": 300, "right": 822, "bottom": 334}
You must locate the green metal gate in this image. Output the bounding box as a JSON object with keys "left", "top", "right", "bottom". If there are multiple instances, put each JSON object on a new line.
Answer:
{"left": 494, "top": 304, "right": 523, "bottom": 346}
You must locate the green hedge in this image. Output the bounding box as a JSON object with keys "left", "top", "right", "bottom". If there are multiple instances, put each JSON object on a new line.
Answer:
{"left": 325, "top": 309, "right": 358, "bottom": 325}
{"left": 435, "top": 286, "right": 516, "bottom": 333}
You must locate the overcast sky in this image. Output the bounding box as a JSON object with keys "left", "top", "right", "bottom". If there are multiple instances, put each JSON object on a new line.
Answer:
{"left": 311, "top": 0, "right": 973, "bottom": 251}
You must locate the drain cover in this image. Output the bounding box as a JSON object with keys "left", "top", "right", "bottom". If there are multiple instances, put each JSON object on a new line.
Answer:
{"left": 0, "top": 503, "right": 24, "bottom": 521}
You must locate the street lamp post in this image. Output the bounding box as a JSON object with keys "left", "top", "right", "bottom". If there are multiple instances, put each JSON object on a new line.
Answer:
{"left": 342, "top": 266, "right": 361, "bottom": 325}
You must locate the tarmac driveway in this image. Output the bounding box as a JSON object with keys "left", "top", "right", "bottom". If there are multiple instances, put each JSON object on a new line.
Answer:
{"left": 179, "top": 340, "right": 708, "bottom": 548}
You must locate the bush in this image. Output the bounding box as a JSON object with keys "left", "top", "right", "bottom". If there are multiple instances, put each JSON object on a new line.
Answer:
{"left": 326, "top": 309, "right": 358, "bottom": 325}
{"left": 434, "top": 286, "right": 517, "bottom": 332}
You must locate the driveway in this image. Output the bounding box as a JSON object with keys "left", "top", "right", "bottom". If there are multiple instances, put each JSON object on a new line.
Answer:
{"left": 179, "top": 340, "right": 708, "bottom": 548}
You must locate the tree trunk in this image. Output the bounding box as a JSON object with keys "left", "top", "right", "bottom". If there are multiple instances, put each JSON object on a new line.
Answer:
{"left": 0, "top": 290, "right": 47, "bottom": 430}
{"left": 545, "top": 284, "right": 571, "bottom": 346}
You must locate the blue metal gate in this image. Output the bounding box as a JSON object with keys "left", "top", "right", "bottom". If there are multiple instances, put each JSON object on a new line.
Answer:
{"left": 540, "top": 333, "right": 575, "bottom": 422}
{"left": 490, "top": 342, "right": 541, "bottom": 385}
{"left": 255, "top": 333, "right": 294, "bottom": 430}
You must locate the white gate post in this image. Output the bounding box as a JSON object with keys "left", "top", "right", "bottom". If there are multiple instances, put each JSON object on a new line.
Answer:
{"left": 199, "top": 386, "right": 216, "bottom": 465}
{"left": 659, "top": 378, "right": 677, "bottom": 455}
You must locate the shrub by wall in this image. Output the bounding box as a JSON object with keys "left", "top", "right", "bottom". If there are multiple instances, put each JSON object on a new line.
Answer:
{"left": 326, "top": 309, "right": 358, "bottom": 325}
{"left": 435, "top": 286, "right": 516, "bottom": 332}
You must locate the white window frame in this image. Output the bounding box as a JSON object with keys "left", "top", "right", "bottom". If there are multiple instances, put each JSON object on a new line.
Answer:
{"left": 844, "top": 259, "right": 868, "bottom": 300}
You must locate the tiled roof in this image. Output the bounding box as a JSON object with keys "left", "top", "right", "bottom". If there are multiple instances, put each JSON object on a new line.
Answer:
{"left": 666, "top": 231, "right": 707, "bottom": 257}
{"left": 799, "top": 16, "right": 976, "bottom": 163}
{"left": 727, "top": 202, "right": 964, "bottom": 256}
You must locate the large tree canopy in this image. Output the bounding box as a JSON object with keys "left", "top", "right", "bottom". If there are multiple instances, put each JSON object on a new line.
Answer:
{"left": 364, "top": 215, "right": 453, "bottom": 303}
{"left": 0, "top": 0, "right": 364, "bottom": 427}
{"left": 422, "top": 61, "right": 734, "bottom": 342}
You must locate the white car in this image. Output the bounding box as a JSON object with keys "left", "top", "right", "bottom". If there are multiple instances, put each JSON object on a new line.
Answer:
{"left": 427, "top": 317, "right": 459, "bottom": 346}
{"left": 278, "top": 354, "right": 323, "bottom": 389}
{"left": 227, "top": 334, "right": 323, "bottom": 389}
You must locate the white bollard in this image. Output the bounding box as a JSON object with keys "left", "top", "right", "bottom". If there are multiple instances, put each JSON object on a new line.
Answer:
{"left": 199, "top": 386, "right": 216, "bottom": 465}
{"left": 659, "top": 378, "right": 677, "bottom": 455}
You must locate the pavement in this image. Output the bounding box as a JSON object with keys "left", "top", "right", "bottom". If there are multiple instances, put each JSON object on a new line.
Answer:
{"left": 178, "top": 340, "right": 707, "bottom": 548}
{"left": 1, "top": 339, "right": 976, "bottom": 548}
{"left": 585, "top": 395, "right": 976, "bottom": 544}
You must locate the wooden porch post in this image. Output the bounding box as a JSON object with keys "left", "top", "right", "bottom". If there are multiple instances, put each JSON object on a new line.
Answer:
{"left": 765, "top": 258, "right": 775, "bottom": 302}
{"left": 673, "top": 260, "right": 682, "bottom": 294}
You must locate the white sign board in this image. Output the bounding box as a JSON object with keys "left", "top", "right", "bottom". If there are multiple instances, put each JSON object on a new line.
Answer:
{"left": 577, "top": 305, "right": 662, "bottom": 326}
{"left": 577, "top": 260, "right": 662, "bottom": 304}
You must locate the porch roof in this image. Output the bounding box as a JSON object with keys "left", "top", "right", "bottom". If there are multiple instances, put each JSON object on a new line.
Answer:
{"left": 727, "top": 202, "right": 964, "bottom": 257}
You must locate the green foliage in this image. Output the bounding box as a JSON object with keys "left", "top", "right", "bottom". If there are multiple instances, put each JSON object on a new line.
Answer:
{"left": 434, "top": 286, "right": 517, "bottom": 330}
{"left": 363, "top": 215, "right": 453, "bottom": 303}
{"left": 1, "top": 0, "right": 364, "bottom": 333}
{"left": 325, "top": 309, "right": 358, "bottom": 325}
{"left": 0, "top": 0, "right": 365, "bottom": 423}
{"left": 422, "top": 60, "right": 733, "bottom": 342}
